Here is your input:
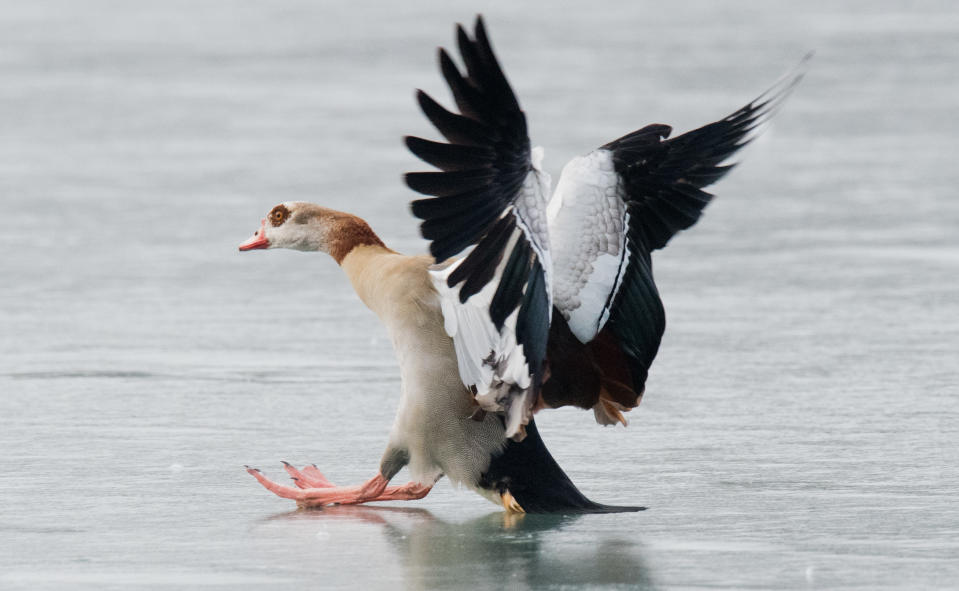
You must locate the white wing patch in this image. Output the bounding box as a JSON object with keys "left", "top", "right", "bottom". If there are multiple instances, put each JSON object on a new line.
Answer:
{"left": 431, "top": 159, "right": 553, "bottom": 441}
{"left": 431, "top": 233, "right": 533, "bottom": 439}
{"left": 548, "top": 149, "right": 629, "bottom": 342}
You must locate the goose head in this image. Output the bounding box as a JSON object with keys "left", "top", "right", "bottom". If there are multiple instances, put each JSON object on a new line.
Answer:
{"left": 238, "top": 201, "right": 385, "bottom": 263}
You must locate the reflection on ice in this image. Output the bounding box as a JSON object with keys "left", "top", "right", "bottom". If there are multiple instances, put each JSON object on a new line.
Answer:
{"left": 265, "top": 506, "right": 657, "bottom": 590}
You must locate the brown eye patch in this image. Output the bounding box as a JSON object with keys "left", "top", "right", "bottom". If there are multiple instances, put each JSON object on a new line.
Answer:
{"left": 269, "top": 204, "right": 290, "bottom": 227}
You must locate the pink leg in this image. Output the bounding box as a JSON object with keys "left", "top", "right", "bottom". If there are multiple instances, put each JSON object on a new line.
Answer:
{"left": 247, "top": 465, "right": 433, "bottom": 508}
{"left": 375, "top": 481, "right": 433, "bottom": 502}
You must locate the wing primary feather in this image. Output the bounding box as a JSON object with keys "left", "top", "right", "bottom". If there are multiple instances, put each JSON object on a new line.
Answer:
{"left": 420, "top": 194, "right": 505, "bottom": 241}
{"left": 416, "top": 90, "right": 494, "bottom": 147}
{"left": 601, "top": 123, "right": 673, "bottom": 153}
{"left": 643, "top": 195, "right": 700, "bottom": 235}
{"left": 680, "top": 165, "right": 735, "bottom": 186}
{"left": 411, "top": 188, "right": 496, "bottom": 221}
{"left": 670, "top": 183, "right": 713, "bottom": 205}
{"left": 456, "top": 24, "right": 485, "bottom": 84}
{"left": 450, "top": 215, "right": 515, "bottom": 301}
{"left": 472, "top": 16, "right": 521, "bottom": 113}
{"left": 652, "top": 185, "right": 714, "bottom": 221}
{"left": 405, "top": 169, "right": 496, "bottom": 197}
{"left": 439, "top": 48, "right": 489, "bottom": 121}
{"left": 405, "top": 136, "right": 495, "bottom": 171}
{"left": 489, "top": 239, "right": 531, "bottom": 329}
{"left": 428, "top": 220, "right": 489, "bottom": 263}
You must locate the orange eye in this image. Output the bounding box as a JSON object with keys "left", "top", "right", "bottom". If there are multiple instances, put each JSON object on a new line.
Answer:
{"left": 269, "top": 205, "right": 290, "bottom": 226}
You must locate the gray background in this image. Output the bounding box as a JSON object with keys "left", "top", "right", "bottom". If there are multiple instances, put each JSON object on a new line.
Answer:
{"left": 1, "top": 1, "right": 957, "bottom": 589}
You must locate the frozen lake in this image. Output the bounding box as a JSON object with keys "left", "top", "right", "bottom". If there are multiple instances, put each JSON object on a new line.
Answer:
{"left": 1, "top": 1, "right": 957, "bottom": 589}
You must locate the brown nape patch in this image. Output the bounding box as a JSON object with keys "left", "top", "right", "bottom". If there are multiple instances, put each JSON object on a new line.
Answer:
{"left": 540, "top": 311, "right": 641, "bottom": 414}
{"left": 326, "top": 212, "right": 389, "bottom": 264}
{"left": 269, "top": 204, "right": 290, "bottom": 227}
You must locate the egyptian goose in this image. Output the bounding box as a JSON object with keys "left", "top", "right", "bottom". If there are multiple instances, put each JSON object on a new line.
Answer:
{"left": 239, "top": 16, "right": 805, "bottom": 513}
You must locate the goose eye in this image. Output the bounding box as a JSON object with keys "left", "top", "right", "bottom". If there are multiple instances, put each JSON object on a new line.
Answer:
{"left": 269, "top": 206, "right": 290, "bottom": 226}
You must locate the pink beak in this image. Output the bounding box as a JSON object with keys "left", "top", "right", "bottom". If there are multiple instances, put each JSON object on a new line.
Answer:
{"left": 238, "top": 221, "right": 270, "bottom": 251}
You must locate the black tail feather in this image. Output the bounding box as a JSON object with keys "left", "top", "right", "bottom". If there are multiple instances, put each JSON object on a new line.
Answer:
{"left": 479, "top": 419, "right": 644, "bottom": 514}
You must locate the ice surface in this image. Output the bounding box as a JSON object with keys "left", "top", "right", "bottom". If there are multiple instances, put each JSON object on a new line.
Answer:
{"left": 1, "top": 1, "right": 957, "bottom": 589}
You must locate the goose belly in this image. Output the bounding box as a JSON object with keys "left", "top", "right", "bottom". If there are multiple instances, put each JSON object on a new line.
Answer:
{"left": 388, "top": 331, "right": 506, "bottom": 487}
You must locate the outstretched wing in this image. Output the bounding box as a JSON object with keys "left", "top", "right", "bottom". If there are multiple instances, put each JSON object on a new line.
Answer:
{"left": 406, "top": 16, "right": 551, "bottom": 440}
{"left": 545, "top": 58, "right": 809, "bottom": 425}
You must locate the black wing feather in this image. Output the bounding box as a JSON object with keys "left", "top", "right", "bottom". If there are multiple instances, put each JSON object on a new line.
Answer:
{"left": 604, "top": 60, "right": 806, "bottom": 251}
{"left": 410, "top": 187, "right": 495, "bottom": 221}
{"left": 439, "top": 48, "right": 490, "bottom": 121}
{"left": 406, "top": 16, "right": 550, "bottom": 437}
{"left": 489, "top": 240, "right": 532, "bottom": 330}
{"left": 406, "top": 169, "right": 495, "bottom": 197}
{"left": 516, "top": 258, "right": 550, "bottom": 379}
{"left": 452, "top": 214, "right": 515, "bottom": 302}
{"left": 407, "top": 15, "right": 539, "bottom": 311}
{"left": 593, "top": 58, "right": 807, "bottom": 399}
{"left": 405, "top": 136, "right": 495, "bottom": 171}
{"left": 419, "top": 197, "right": 504, "bottom": 241}
{"left": 416, "top": 90, "right": 493, "bottom": 147}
